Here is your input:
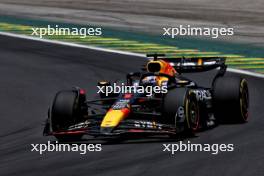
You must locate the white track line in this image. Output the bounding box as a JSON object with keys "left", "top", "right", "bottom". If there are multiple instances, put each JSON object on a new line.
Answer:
{"left": 0, "top": 32, "right": 145, "bottom": 58}
{"left": 226, "top": 68, "right": 264, "bottom": 78}
{"left": 1, "top": 31, "right": 263, "bottom": 79}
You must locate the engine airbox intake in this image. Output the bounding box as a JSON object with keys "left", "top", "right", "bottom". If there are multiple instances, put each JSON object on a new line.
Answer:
{"left": 147, "top": 61, "right": 162, "bottom": 72}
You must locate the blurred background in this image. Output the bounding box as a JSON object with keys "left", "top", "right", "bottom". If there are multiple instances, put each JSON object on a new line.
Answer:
{"left": 0, "top": 0, "right": 263, "bottom": 46}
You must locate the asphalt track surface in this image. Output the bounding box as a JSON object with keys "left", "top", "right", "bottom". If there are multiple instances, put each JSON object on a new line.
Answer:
{"left": 0, "top": 35, "right": 264, "bottom": 176}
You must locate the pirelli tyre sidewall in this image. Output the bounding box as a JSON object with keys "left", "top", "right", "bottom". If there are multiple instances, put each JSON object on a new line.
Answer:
{"left": 50, "top": 90, "right": 86, "bottom": 141}
{"left": 51, "top": 90, "right": 83, "bottom": 131}
{"left": 213, "top": 76, "right": 249, "bottom": 123}
{"left": 185, "top": 90, "right": 200, "bottom": 132}
{"left": 163, "top": 88, "right": 200, "bottom": 134}
{"left": 239, "top": 79, "right": 249, "bottom": 121}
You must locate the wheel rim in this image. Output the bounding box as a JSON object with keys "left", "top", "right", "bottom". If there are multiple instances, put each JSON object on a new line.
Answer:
{"left": 189, "top": 101, "right": 199, "bottom": 131}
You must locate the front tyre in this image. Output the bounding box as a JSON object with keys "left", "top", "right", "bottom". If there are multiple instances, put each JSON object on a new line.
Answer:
{"left": 163, "top": 88, "right": 200, "bottom": 136}
{"left": 51, "top": 89, "right": 87, "bottom": 141}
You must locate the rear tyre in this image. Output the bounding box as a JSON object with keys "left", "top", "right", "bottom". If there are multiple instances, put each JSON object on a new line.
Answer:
{"left": 163, "top": 88, "right": 200, "bottom": 137}
{"left": 51, "top": 90, "right": 86, "bottom": 141}
{"left": 213, "top": 76, "right": 249, "bottom": 123}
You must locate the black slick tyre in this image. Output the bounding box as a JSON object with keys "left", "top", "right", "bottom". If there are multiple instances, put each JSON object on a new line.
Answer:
{"left": 163, "top": 88, "right": 200, "bottom": 137}
{"left": 213, "top": 76, "right": 249, "bottom": 123}
{"left": 51, "top": 90, "right": 85, "bottom": 141}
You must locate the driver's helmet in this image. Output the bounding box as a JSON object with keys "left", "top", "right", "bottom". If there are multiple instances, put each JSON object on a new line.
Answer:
{"left": 141, "top": 76, "right": 158, "bottom": 86}
{"left": 141, "top": 75, "right": 169, "bottom": 87}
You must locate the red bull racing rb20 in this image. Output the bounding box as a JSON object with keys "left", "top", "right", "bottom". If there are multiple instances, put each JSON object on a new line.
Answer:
{"left": 43, "top": 54, "right": 249, "bottom": 141}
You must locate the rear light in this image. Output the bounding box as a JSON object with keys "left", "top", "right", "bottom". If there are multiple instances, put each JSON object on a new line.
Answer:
{"left": 79, "top": 89, "right": 86, "bottom": 95}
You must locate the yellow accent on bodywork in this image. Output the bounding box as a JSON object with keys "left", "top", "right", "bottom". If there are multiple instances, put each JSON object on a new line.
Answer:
{"left": 101, "top": 110, "right": 126, "bottom": 128}
{"left": 156, "top": 77, "right": 169, "bottom": 86}
{"left": 198, "top": 59, "right": 202, "bottom": 65}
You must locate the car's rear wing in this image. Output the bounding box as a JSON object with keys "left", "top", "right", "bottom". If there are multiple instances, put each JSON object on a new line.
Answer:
{"left": 146, "top": 54, "right": 226, "bottom": 73}
{"left": 165, "top": 57, "right": 226, "bottom": 73}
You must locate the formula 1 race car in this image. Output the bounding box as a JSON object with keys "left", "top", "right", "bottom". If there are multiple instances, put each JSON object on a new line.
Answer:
{"left": 43, "top": 54, "right": 249, "bottom": 141}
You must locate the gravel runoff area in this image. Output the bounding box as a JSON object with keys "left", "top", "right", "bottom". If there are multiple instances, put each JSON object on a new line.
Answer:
{"left": 0, "top": 0, "right": 263, "bottom": 47}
